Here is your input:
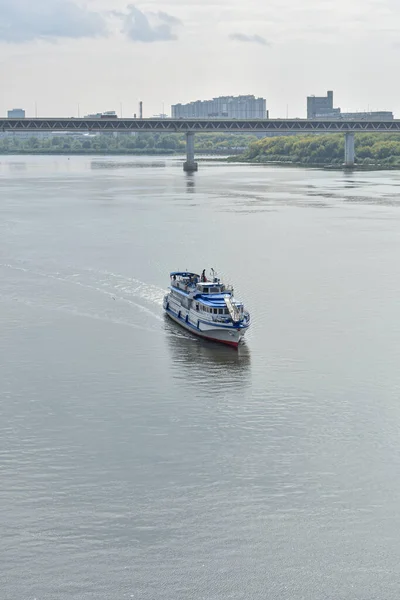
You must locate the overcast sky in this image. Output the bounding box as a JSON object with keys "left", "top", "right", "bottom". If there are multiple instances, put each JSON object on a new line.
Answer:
{"left": 0, "top": 0, "right": 399, "bottom": 118}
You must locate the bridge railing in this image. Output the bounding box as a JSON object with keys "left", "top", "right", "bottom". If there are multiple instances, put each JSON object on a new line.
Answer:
{"left": 1, "top": 118, "right": 400, "bottom": 134}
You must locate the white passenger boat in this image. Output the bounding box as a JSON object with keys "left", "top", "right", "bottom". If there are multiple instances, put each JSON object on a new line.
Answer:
{"left": 163, "top": 269, "right": 250, "bottom": 348}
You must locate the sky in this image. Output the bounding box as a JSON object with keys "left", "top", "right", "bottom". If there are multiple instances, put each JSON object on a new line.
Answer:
{"left": 0, "top": 0, "right": 399, "bottom": 118}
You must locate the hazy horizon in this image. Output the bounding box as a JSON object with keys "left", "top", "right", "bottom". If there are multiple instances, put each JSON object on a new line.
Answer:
{"left": 1, "top": 0, "right": 399, "bottom": 119}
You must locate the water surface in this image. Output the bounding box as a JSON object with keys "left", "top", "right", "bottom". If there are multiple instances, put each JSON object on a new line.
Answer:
{"left": 1, "top": 156, "right": 400, "bottom": 599}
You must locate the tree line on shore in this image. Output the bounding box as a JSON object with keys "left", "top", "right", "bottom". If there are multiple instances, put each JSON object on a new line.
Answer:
{"left": 234, "top": 133, "right": 400, "bottom": 166}
{"left": 0, "top": 132, "right": 258, "bottom": 155}
{"left": 2, "top": 132, "right": 400, "bottom": 166}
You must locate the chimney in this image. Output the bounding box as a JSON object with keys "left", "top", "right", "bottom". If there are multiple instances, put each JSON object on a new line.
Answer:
{"left": 139, "top": 101, "right": 143, "bottom": 119}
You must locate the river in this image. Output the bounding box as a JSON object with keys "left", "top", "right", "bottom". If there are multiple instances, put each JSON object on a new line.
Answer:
{"left": 1, "top": 155, "right": 400, "bottom": 599}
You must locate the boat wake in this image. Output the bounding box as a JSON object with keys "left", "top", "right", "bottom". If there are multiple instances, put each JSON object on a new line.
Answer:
{"left": 0, "top": 261, "right": 166, "bottom": 333}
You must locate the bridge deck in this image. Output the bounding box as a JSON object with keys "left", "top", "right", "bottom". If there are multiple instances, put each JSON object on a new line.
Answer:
{"left": 1, "top": 118, "right": 399, "bottom": 134}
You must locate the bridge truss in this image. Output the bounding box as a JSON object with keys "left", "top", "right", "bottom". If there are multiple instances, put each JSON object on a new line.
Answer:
{"left": 1, "top": 118, "right": 400, "bottom": 134}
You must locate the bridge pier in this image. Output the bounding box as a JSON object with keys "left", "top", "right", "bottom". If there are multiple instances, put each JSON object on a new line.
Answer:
{"left": 344, "top": 132, "right": 355, "bottom": 167}
{"left": 183, "top": 132, "right": 198, "bottom": 172}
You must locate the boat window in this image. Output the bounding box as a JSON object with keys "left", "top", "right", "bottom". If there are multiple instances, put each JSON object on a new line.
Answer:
{"left": 203, "top": 288, "right": 209, "bottom": 293}
{"left": 213, "top": 308, "right": 218, "bottom": 314}
{"left": 218, "top": 309, "right": 223, "bottom": 315}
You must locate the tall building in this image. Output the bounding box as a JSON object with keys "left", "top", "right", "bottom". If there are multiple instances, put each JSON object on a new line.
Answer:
{"left": 307, "top": 91, "right": 341, "bottom": 119}
{"left": 7, "top": 108, "right": 25, "bottom": 119}
{"left": 307, "top": 91, "right": 394, "bottom": 120}
{"left": 172, "top": 95, "right": 268, "bottom": 119}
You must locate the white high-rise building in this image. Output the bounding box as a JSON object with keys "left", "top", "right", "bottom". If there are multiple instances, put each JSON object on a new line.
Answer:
{"left": 172, "top": 95, "right": 268, "bottom": 119}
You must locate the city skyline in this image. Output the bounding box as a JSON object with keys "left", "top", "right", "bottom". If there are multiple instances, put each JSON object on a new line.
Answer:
{"left": 1, "top": 0, "right": 399, "bottom": 118}
{"left": 172, "top": 96, "right": 268, "bottom": 119}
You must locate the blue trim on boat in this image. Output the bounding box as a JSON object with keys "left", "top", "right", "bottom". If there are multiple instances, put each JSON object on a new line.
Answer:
{"left": 170, "top": 271, "right": 199, "bottom": 278}
{"left": 195, "top": 293, "right": 240, "bottom": 303}
{"left": 197, "top": 299, "right": 243, "bottom": 308}
{"left": 165, "top": 306, "right": 201, "bottom": 331}
{"left": 169, "top": 286, "right": 191, "bottom": 297}
{"left": 197, "top": 318, "right": 249, "bottom": 330}
{"left": 170, "top": 287, "right": 241, "bottom": 307}
{"left": 165, "top": 305, "right": 249, "bottom": 331}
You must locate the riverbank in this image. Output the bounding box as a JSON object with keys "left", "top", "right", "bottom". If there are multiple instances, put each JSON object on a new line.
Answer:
{"left": 3, "top": 129, "right": 400, "bottom": 170}
{"left": 0, "top": 148, "right": 245, "bottom": 157}
{"left": 0, "top": 132, "right": 255, "bottom": 156}
{"left": 231, "top": 132, "right": 400, "bottom": 171}
{"left": 1, "top": 151, "right": 397, "bottom": 170}
{"left": 0, "top": 149, "right": 246, "bottom": 158}
{"left": 226, "top": 157, "right": 400, "bottom": 170}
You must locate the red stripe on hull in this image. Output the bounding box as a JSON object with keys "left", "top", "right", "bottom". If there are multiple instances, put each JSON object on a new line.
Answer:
{"left": 201, "top": 335, "right": 239, "bottom": 349}
{"left": 186, "top": 327, "right": 240, "bottom": 349}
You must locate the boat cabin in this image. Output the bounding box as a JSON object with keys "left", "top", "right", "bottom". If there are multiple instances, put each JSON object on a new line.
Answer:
{"left": 170, "top": 271, "right": 199, "bottom": 292}
{"left": 194, "top": 296, "right": 244, "bottom": 318}
{"left": 196, "top": 282, "right": 226, "bottom": 295}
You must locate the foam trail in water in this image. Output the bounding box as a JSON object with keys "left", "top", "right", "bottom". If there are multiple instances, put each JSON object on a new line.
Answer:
{"left": 0, "top": 261, "right": 205, "bottom": 343}
{"left": 0, "top": 263, "right": 164, "bottom": 322}
{"left": 84, "top": 267, "right": 166, "bottom": 306}
{"left": 0, "top": 293, "right": 157, "bottom": 333}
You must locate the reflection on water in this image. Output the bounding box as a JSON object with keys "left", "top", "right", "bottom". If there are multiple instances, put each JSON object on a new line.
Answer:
{"left": 185, "top": 173, "right": 196, "bottom": 193}
{"left": 5, "top": 162, "right": 27, "bottom": 172}
{"left": 165, "top": 317, "right": 251, "bottom": 388}
{"left": 90, "top": 160, "right": 166, "bottom": 170}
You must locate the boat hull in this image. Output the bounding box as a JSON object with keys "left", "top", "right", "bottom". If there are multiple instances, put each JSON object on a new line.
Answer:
{"left": 164, "top": 307, "right": 246, "bottom": 348}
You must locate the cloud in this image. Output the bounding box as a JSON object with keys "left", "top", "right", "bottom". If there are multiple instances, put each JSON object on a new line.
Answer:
{"left": 154, "top": 11, "right": 181, "bottom": 26}
{"left": 0, "top": 0, "right": 107, "bottom": 43}
{"left": 229, "top": 33, "right": 270, "bottom": 46}
{"left": 120, "top": 5, "right": 182, "bottom": 42}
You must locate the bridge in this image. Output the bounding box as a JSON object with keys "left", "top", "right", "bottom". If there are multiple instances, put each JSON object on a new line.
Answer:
{"left": 2, "top": 117, "right": 400, "bottom": 170}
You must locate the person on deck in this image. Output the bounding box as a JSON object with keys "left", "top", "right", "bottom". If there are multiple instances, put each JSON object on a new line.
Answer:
{"left": 201, "top": 269, "right": 207, "bottom": 282}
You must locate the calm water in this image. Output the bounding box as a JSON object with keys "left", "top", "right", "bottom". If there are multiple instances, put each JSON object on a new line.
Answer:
{"left": 1, "top": 155, "right": 400, "bottom": 599}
